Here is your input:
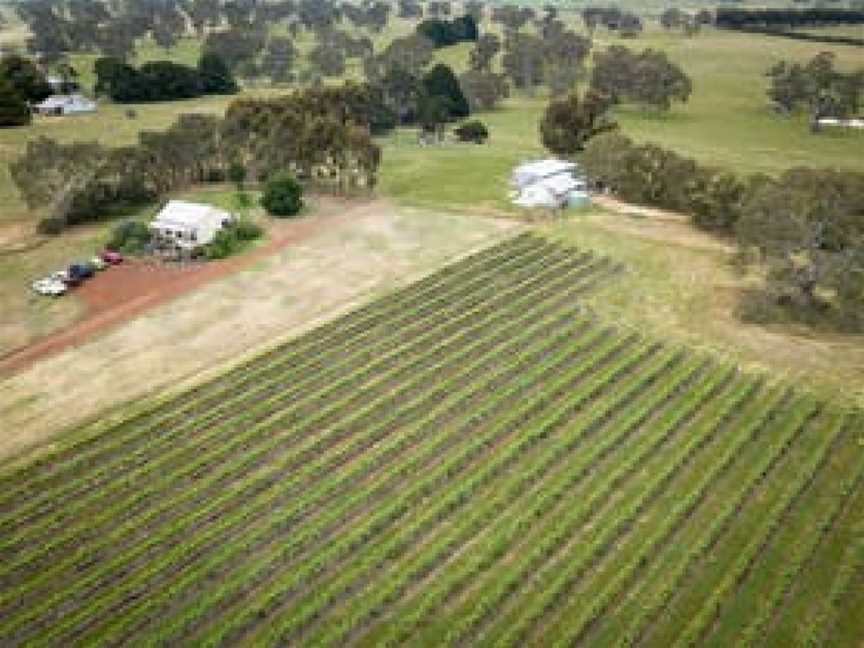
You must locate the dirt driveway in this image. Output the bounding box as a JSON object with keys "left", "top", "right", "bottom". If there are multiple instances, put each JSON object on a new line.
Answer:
{"left": 0, "top": 200, "right": 516, "bottom": 464}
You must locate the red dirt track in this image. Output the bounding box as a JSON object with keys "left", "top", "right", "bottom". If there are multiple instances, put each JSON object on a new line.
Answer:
{"left": 0, "top": 210, "right": 346, "bottom": 378}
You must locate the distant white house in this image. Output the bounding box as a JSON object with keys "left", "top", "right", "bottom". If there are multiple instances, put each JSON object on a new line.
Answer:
{"left": 817, "top": 117, "right": 864, "bottom": 130}
{"left": 150, "top": 201, "right": 235, "bottom": 251}
{"left": 33, "top": 93, "right": 96, "bottom": 116}
{"left": 511, "top": 159, "right": 589, "bottom": 209}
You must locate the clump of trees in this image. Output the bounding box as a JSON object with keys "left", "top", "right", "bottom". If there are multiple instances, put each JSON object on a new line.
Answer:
{"left": 416, "top": 15, "right": 478, "bottom": 48}
{"left": 591, "top": 46, "right": 693, "bottom": 111}
{"left": 11, "top": 84, "right": 383, "bottom": 233}
{"left": 502, "top": 28, "right": 592, "bottom": 96}
{"left": 578, "top": 132, "right": 864, "bottom": 330}
{"left": 94, "top": 53, "right": 237, "bottom": 102}
{"left": 766, "top": 52, "right": 864, "bottom": 124}
{"left": 0, "top": 55, "right": 54, "bottom": 127}
{"left": 540, "top": 90, "right": 617, "bottom": 156}
{"left": 581, "top": 7, "right": 643, "bottom": 37}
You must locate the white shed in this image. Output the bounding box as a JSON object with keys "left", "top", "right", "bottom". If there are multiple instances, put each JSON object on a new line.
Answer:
{"left": 511, "top": 159, "right": 579, "bottom": 190}
{"left": 150, "top": 200, "right": 235, "bottom": 251}
{"left": 34, "top": 94, "right": 96, "bottom": 116}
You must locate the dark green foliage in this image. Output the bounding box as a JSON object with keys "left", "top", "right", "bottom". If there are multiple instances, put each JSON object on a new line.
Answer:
{"left": 107, "top": 220, "right": 152, "bottom": 253}
{"left": 228, "top": 161, "right": 247, "bottom": 189}
{"left": 0, "top": 79, "right": 32, "bottom": 127}
{"left": 197, "top": 53, "right": 238, "bottom": 94}
{"left": 261, "top": 173, "right": 303, "bottom": 217}
{"left": 204, "top": 218, "right": 262, "bottom": 259}
{"left": 0, "top": 55, "right": 51, "bottom": 103}
{"left": 416, "top": 15, "right": 478, "bottom": 48}
{"left": 94, "top": 55, "right": 237, "bottom": 102}
{"left": 540, "top": 90, "right": 617, "bottom": 156}
{"left": 422, "top": 63, "right": 470, "bottom": 120}
{"left": 454, "top": 119, "right": 489, "bottom": 143}
{"left": 766, "top": 52, "right": 863, "bottom": 119}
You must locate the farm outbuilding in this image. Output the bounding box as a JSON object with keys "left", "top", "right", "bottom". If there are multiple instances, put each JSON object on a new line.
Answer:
{"left": 150, "top": 201, "right": 235, "bottom": 252}
{"left": 33, "top": 93, "right": 96, "bottom": 117}
{"left": 510, "top": 159, "right": 589, "bottom": 209}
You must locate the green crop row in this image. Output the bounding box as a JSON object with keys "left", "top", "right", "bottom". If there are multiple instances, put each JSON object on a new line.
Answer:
{"left": 161, "top": 334, "right": 646, "bottom": 648}
{"left": 673, "top": 404, "right": 843, "bottom": 647}
{"left": 3, "top": 256, "right": 604, "bottom": 638}
{"left": 20, "top": 282, "right": 612, "bottom": 644}
{"left": 0, "top": 235, "right": 556, "bottom": 533}
{"left": 0, "top": 243, "right": 593, "bottom": 580}
{"left": 325, "top": 352, "right": 705, "bottom": 648}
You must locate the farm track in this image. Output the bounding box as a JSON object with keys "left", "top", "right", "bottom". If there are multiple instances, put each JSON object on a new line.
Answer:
{"left": 0, "top": 234, "right": 861, "bottom": 648}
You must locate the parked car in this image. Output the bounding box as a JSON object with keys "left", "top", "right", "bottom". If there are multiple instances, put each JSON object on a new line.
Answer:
{"left": 101, "top": 250, "right": 123, "bottom": 265}
{"left": 31, "top": 278, "right": 67, "bottom": 297}
{"left": 90, "top": 256, "right": 107, "bottom": 271}
{"left": 51, "top": 269, "right": 81, "bottom": 287}
{"left": 69, "top": 263, "right": 95, "bottom": 281}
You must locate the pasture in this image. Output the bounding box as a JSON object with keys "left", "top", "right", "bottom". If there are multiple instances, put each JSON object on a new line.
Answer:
{"left": 0, "top": 233, "right": 862, "bottom": 647}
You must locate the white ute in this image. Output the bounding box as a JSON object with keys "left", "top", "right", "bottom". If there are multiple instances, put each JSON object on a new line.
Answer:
{"left": 31, "top": 277, "right": 68, "bottom": 297}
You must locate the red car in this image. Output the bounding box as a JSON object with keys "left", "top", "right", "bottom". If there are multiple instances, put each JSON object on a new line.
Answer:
{"left": 101, "top": 250, "right": 124, "bottom": 265}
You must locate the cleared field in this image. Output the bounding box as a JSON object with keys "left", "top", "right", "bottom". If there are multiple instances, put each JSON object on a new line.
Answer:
{"left": 1, "top": 233, "right": 861, "bottom": 647}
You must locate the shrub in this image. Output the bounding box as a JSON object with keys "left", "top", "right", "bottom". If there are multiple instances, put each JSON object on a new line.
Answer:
{"left": 205, "top": 227, "right": 240, "bottom": 259}
{"left": 107, "top": 220, "right": 152, "bottom": 254}
{"left": 232, "top": 218, "right": 263, "bottom": 241}
{"left": 36, "top": 217, "right": 66, "bottom": 236}
{"left": 228, "top": 162, "right": 247, "bottom": 189}
{"left": 261, "top": 173, "right": 303, "bottom": 217}
{"left": 454, "top": 120, "right": 489, "bottom": 144}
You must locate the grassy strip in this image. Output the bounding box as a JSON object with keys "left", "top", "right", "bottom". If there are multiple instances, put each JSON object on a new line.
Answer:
{"left": 0, "top": 233, "right": 545, "bottom": 507}
{"left": 318, "top": 352, "right": 706, "bottom": 648}
{"left": 672, "top": 405, "right": 844, "bottom": 648}
{"left": 77, "top": 325, "right": 629, "bottom": 648}
{"left": 0, "top": 245, "right": 589, "bottom": 579}
{"left": 3, "top": 258, "right": 603, "bottom": 636}
{"left": 797, "top": 518, "right": 864, "bottom": 648}
{"left": 225, "top": 340, "right": 660, "bottom": 648}
{"left": 269, "top": 347, "right": 684, "bottom": 646}
{"left": 0, "top": 236, "right": 551, "bottom": 531}
{"left": 732, "top": 417, "right": 864, "bottom": 647}
{"left": 20, "top": 280, "right": 612, "bottom": 645}
{"left": 576, "top": 385, "right": 792, "bottom": 648}
{"left": 544, "top": 386, "right": 806, "bottom": 647}
{"left": 476, "top": 371, "right": 753, "bottom": 645}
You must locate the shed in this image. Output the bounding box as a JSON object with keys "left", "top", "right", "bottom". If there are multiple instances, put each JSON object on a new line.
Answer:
{"left": 150, "top": 201, "right": 235, "bottom": 251}
{"left": 511, "top": 159, "right": 579, "bottom": 190}
{"left": 34, "top": 94, "right": 96, "bottom": 116}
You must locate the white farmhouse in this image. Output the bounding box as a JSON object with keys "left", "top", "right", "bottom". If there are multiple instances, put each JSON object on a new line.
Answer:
{"left": 33, "top": 93, "right": 96, "bottom": 116}
{"left": 150, "top": 201, "right": 235, "bottom": 252}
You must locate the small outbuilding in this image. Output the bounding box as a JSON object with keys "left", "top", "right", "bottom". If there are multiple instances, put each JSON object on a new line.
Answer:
{"left": 150, "top": 200, "right": 235, "bottom": 252}
{"left": 511, "top": 159, "right": 579, "bottom": 190}
{"left": 511, "top": 158, "right": 589, "bottom": 210}
{"left": 34, "top": 93, "right": 97, "bottom": 117}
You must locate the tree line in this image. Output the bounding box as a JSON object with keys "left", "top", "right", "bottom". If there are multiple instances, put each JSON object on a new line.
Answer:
{"left": 11, "top": 83, "right": 382, "bottom": 234}
{"left": 715, "top": 8, "right": 864, "bottom": 30}
{"left": 93, "top": 53, "right": 237, "bottom": 102}
{"left": 0, "top": 55, "right": 53, "bottom": 126}
{"left": 579, "top": 132, "right": 864, "bottom": 330}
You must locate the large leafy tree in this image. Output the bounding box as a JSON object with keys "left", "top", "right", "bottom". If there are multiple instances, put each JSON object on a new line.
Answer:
{"left": 0, "top": 55, "right": 51, "bottom": 103}
{"left": 736, "top": 169, "right": 864, "bottom": 319}
{"left": 197, "top": 53, "right": 239, "bottom": 94}
{"left": 591, "top": 45, "right": 692, "bottom": 111}
{"left": 540, "top": 89, "right": 617, "bottom": 156}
